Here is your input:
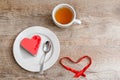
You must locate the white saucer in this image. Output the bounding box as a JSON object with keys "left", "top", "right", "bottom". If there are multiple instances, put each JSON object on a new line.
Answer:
{"left": 13, "top": 26, "right": 60, "bottom": 72}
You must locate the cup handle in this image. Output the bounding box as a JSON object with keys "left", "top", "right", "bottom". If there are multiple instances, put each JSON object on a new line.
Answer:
{"left": 74, "top": 19, "right": 81, "bottom": 25}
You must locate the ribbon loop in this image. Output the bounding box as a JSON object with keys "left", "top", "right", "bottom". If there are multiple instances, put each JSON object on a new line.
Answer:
{"left": 59, "top": 55, "right": 92, "bottom": 78}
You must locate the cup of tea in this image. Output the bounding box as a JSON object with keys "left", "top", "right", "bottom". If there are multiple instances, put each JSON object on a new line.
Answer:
{"left": 52, "top": 3, "right": 81, "bottom": 28}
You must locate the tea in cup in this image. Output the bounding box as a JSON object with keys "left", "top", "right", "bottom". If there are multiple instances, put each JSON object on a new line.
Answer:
{"left": 52, "top": 4, "right": 81, "bottom": 28}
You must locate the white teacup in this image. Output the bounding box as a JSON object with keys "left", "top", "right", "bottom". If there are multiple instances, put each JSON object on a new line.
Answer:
{"left": 52, "top": 3, "right": 81, "bottom": 28}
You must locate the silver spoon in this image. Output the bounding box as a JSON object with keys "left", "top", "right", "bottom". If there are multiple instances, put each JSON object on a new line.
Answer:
{"left": 40, "top": 41, "right": 51, "bottom": 74}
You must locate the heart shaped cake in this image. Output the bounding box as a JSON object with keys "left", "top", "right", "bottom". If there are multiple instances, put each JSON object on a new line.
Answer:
{"left": 20, "top": 35, "right": 41, "bottom": 56}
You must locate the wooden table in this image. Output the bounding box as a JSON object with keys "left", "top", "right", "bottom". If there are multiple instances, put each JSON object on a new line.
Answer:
{"left": 0, "top": 0, "right": 120, "bottom": 80}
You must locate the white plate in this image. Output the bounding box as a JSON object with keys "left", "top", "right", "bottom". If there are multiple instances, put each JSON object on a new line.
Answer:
{"left": 13, "top": 26, "right": 60, "bottom": 72}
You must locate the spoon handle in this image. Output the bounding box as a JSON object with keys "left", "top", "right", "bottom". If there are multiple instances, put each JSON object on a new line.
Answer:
{"left": 39, "top": 53, "right": 46, "bottom": 74}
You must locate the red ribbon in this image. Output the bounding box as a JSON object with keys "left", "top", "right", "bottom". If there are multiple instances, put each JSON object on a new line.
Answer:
{"left": 59, "top": 56, "right": 92, "bottom": 78}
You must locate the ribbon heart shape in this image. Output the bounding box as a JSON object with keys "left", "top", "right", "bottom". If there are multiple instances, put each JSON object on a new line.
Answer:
{"left": 59, "top": 56, "right": 92, "bottom": 78}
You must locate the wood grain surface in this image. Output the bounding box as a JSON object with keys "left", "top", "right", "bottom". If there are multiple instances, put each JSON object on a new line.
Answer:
{"left": 0, "top": 0, "right": 120, "bottom": 80}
